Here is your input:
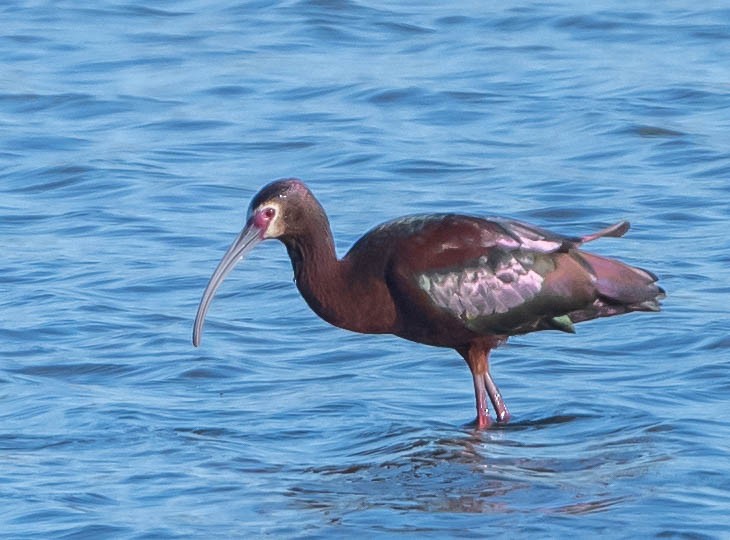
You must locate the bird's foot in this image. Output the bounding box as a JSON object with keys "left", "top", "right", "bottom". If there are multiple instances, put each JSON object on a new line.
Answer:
{"left": 471, "top": 414, "right": 511, "bottom": 429}
{"left": 495, "top": 408, "right": 511, "bottom": 424}
{"left": 473, "top": 413, "right": 493, "bottom": 429}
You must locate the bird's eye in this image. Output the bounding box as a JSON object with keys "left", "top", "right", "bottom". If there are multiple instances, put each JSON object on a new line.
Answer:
{"left": 263, "top": 207, "right": 276, "bottom": 219}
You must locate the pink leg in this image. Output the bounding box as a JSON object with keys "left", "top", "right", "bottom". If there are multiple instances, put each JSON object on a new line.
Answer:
{"left": 459, "top": 342, "right": 510, "bottom": 428}
{"left": 460, "top": 344, "right": 495, "bottom": 428}
{"left": 484, "top": 371, "right": 510, "bottom": 423}
{"left": 471, "top": 371, "right": 492, "bottom": 428}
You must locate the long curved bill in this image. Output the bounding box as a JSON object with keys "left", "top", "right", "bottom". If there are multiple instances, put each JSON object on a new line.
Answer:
{"left": 193, "top": 222, "right": 263, "bottom": 347}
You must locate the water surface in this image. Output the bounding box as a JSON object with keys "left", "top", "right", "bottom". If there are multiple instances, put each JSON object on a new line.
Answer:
{"left": 2, "top": 1, "right": 729, "bottom": 538}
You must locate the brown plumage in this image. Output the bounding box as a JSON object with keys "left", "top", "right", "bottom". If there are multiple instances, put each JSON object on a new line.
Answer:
{"left": 193, "top": 178, "right": 664, "bottom": 428}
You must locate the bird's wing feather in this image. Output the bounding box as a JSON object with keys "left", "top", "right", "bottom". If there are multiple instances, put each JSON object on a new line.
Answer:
{"left": 378, "top": 215, "right": 580, "bottom": 323}
{"left": 416, "top": 250, "right": 555, "bottom": 321}
{"left": 371, "top": 215, "right": 634, "bottom": 336}
{"left": 487, "top": 218, "right": 580, "bottom": 253}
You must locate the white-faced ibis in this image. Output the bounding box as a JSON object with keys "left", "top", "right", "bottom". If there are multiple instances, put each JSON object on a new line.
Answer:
{"left": 193, "top": 178, "right": 664, "bottom": 428}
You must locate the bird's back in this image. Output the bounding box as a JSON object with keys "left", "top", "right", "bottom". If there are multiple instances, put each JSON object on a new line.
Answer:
{"left": 346, "top": 213, "right": 663, "bottom": 347}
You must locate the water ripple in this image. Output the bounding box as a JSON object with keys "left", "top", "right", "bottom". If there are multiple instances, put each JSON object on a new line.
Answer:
{"left": 1, "top": 0, "right": 729, "bottom": 538}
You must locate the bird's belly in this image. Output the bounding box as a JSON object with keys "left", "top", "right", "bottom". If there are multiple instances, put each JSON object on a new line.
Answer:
{"left": 392, "top": 309, "right": 493, "bottom": 349}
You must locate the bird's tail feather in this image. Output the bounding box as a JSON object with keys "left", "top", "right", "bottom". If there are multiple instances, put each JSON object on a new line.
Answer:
{"left": 579, "top": 220, "right": 630, "bottom": 244}
{"left": 569, "top": 251, "right": 665, "bottom": 323}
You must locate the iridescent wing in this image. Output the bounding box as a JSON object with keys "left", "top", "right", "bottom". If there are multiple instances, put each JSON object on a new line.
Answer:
{"left": 385, "top": 215, "right": 614, "bottom": 332}
{"left": 416, "top": 249, "right": 555, "bottom": 321}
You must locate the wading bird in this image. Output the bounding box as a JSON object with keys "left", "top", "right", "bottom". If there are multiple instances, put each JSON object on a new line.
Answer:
{"left": 193, "top": 178, "right": 664, "bottom": 428}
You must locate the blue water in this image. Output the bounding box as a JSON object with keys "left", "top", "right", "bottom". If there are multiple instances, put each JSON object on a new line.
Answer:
{"left": 2, "top": 1, "right": 729, "bottom": 537}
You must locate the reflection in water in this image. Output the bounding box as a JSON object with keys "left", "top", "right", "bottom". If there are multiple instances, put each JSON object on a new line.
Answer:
{"left": 2, "top": 0, "right": 728, "bottom": 536}
{"left": 287, "top": 415, "right": 667, "bottom": 523}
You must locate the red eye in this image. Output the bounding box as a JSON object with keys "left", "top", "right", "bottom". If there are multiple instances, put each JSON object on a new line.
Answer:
{"left": 263, "top": 207, "right": 275, "bottom": 219}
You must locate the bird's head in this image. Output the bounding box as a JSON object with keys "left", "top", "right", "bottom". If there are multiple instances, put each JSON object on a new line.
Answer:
{"left": 192, "top": 178, "right": 319, "bottom": 347}
{"left": 245, "top": 177, "right": 313, "bottom": 240}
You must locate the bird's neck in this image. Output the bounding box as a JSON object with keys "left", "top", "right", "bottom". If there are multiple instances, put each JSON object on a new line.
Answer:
{"left": 282, "top": 219, "right": 394, "bottom": 335}
{"left": 283, "top": 221, "right": 346, "bottom": 323}
{"left": 285, "top": 224, "right": 338, "bottom": 288}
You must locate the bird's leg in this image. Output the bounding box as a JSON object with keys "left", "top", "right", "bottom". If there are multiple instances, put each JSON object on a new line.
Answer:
{"left": 484, "top": 370, "right": 510, "bottom": 423}
{"left": 471, "top": 370, "right": 492, "bottom": 429}
{"left": 481, "top": 348, "right": 510, "bottom": 423}
{"left": 460, "top": 345, "right": 492, "bottom": 428}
